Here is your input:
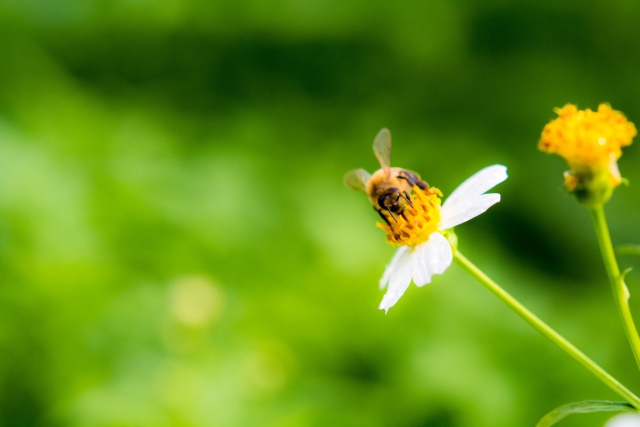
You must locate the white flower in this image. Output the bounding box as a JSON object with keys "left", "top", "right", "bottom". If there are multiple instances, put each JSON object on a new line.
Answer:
{"left": 379, "top": 165, "right": 508, "bottom": 312}
{"left": 605, "top": 413, "right": 640, "bottom": 427}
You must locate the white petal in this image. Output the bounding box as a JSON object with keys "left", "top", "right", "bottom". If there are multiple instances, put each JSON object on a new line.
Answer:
{"left": 378, "top": 248, "right": 414, "bottom": 312}
{"left": 439, "top": 193, "right": 501, "bottom": 230}
{"left": 440, "top": 165, "right": 507, "bottom": 230}
{"left": 412, "top": 232, "right": 453, "bottom": 286}
{"left": 441, "top": 165, "right": 507, "bottom": 215}
{"left": 378, "top": 233, "right": 453, "bottom": 312}
{"left": 605, "top": 413, "right": 640, "bottom": 427}
{"left": 379, "top": 245, "right": 409, "bottom": 290}
{"left": 417, "top": 232, "right": 453, "bottom": 282}
{"left": 411, "top": 243, "right": 431, "bottom": 287}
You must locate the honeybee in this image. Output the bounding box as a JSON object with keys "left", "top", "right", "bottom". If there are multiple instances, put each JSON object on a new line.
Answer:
{"left": 344, "top": 128, "right": 428, "bottom": 225}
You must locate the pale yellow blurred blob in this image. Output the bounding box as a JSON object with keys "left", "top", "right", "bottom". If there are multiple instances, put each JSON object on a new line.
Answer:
{"left": 155, "top": 361, "right": 204, "bottom": 412}
{"left": 240, "top": 342, "right": 295, "bottom": 396}
{"left": 170, "top": 276, "right": 223, "bottom": 327}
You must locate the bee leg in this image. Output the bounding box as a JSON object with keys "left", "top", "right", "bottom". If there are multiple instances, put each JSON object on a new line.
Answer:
{"left": 397, "top": 174, "right": 416, "bottom": 187}
{"left": 401, "top": 170, "right": 423, "bottom": 186}
{"left": 375, "top": 207, "right": 392, "bottom": 226}
{"left": 376, "top": 208, "right": 392, "bottom": 226}
{"left": 400, "top": 171, "right": 429, "bottom": 190}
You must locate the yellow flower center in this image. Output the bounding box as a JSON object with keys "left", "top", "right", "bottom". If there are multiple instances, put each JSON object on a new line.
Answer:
{"left": 377, "top": 186, "right": 442, "bottom": 247}
{"left": 539, "top": 103, "right": 636, "bottom": 168}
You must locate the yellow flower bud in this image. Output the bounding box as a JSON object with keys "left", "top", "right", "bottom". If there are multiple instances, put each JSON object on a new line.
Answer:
{"left": 539, "top": 103, "right": 636, "bottom": 206}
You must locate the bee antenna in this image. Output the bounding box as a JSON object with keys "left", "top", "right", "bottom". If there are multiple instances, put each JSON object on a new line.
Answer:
{"left": 402, "top": 192, "right": 413, "bottom": 208}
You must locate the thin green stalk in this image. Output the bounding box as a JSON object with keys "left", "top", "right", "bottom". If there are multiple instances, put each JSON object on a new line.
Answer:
{"left": 590, "top": 206, "right": 640, "bottom": 372}
{"left": 615, "top": 245, "right": 640, "bottom": 257}
{"left": 454, "top": 251, "right": 640, "bottom": 408}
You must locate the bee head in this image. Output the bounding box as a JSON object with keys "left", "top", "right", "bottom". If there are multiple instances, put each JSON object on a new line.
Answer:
{"left": 378, "top": 187, "right": 406, "bottom": 214}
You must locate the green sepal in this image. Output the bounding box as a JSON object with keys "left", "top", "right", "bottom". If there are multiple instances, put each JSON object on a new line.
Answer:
{"left": 569, "top": 167, "right": 615, "bottom": 207}
{"left": 444, "top": 229, "right": 458, "bottom": 253}
{"left": 536, "top": 400, "right": 635, "bottom": 427}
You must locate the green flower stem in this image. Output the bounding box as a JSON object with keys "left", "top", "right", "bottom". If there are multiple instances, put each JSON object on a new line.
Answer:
{"left": 590, "top": 206, "right": 640, "bottom": 372}
{"left": 454, "top": 250, "right": 640, "bottom": 408}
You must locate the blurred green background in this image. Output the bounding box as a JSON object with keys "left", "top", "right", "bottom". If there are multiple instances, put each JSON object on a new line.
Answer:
{"left": 2, "top": 1, "right": 640, "bottom": 426}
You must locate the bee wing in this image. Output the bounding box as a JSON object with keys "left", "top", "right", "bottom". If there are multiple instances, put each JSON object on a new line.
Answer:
{"left": 344, "top": 168, "right": 372, "bottom": 193}
{"left": 373, "top": 128, "right": 392, "bottom": 176}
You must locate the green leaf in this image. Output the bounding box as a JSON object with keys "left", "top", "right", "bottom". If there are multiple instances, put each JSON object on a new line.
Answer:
{"left": 616, "top": 245, "right": 640, "bottom": 257}
{"left": 536, "top": 400, "right": 635, "bottom": 427}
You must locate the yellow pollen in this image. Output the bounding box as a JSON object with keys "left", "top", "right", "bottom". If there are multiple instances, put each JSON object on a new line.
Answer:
{"left": 377, "top": 186, "right": 442, "bottom": 247}
{"left": 539, "top": 103, "right": 636, "bottom": 167}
